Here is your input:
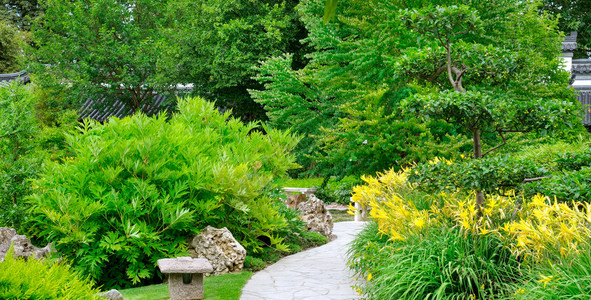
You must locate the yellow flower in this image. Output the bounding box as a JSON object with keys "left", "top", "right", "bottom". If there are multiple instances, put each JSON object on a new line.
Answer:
{"left": 513, "top": 288, "right": 525, "bottom": 295}
{"left": 538, "top": 275, "right": 554, "bottom": 288}
{"left": 461, "top": 220, "right": 471, "bottom": 229}
{"left": 367, "top": 273, "right": 372, "bottom": 281}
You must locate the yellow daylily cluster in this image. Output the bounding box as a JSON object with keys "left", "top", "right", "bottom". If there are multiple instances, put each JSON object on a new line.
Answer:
{"left": 351, "top": 168, "right": 591, "bottom": 263}
{"left": 350, "top": 168, "right": 436, "bottom": 241}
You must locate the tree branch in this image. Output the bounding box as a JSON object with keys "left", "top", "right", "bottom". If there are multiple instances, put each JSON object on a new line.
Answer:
{"left": 523, "top": 176, "right": 553, "bottom": 183}
{"left": 482, "top": 130, "right": 506, "bottom": 157}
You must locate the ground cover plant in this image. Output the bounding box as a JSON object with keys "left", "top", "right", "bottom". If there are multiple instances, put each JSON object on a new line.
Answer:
{"left": 27, "top": 96, "right": 300, "bottom": 289}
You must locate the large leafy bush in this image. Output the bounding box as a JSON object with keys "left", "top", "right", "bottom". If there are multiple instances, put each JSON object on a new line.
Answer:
{"left": 28, "top": 96, "right": 299, "bottom": 288}
{"left": 0, "top": 248, "right": 100, "bottom": 299}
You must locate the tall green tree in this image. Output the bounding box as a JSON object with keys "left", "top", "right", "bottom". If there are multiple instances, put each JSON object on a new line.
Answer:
{"left": 541, "top": 0, "right": 591, "bottom": 58}
{"left": 0, "top": 19, "right": 22, "bottom": 73}
{"left": 0, "top": 0, "right": 41, "bottom": 30}
{"left": 399, "top": 1, "right": 584, "bottom": 211}
{"left": 29, "top": 0, "right": 178, "bottom": 112}
{"left": 252, "top": 0, "right": 471, "bottom": 176}
{"left": 166, "top": 0, "right": 309, "bottom": 121}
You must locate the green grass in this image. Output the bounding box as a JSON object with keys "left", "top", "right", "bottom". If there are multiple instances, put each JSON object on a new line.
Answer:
{"left": 278, "top": 177, "right": 324, "bottom": 188}
{"left": 119, "top": 271, "right": 253, "bottom": 300}
{"left": 329, "top": 209, "right": 354, "bottom": 222}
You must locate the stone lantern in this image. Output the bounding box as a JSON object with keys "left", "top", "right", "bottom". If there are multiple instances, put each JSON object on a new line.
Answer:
{"left": 157, "top": 257, "right": 213, "bottom": 300}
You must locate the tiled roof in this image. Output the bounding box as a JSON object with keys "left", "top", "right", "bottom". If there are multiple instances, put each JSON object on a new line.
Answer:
{"left": 0, "top": 70, "right": 30, "bottom": 87}
{"left": 572, "top": 59, "right": 591, "bottom": 74}
{"left": 562, "top": 31, "right": 578, "bottom": 52}
{"left": 77, "top": 94, "right": 178, "bottom": 123}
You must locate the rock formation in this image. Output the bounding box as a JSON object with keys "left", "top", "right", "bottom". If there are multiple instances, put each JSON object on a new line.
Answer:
{"left": 0, "top": 227, "right": 51, "bottom": 261}
{"left": 188, "top": 226, "right": 246, "bottom": 276}
{"left": 296, "top": 195, "right": 334, "bottom": 239}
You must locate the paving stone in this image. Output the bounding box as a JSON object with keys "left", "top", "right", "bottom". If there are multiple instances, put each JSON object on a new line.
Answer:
{"left": 240, "top": 222, "right": 365, "bottom": 300}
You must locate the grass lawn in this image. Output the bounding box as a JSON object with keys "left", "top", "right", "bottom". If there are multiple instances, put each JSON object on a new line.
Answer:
{"left": 119, "top": 271, "right": 253, "bottom": 300}
{"left": 329, "top": 209, "right": 354, "bottom": 222}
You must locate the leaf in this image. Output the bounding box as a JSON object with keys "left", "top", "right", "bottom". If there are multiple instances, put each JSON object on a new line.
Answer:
{"left": 323, "top": 0, "right": 338, "bottom": 25}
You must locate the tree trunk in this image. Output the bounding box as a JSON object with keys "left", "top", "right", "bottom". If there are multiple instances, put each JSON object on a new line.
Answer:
{"left": 472, "top": 129, "right": 485, "bottom": 214}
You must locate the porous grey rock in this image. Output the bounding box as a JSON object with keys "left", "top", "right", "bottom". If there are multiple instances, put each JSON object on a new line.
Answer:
{"left": 0, "top": 227, "right": 17, "bottom": 260}
{"left": 296, "top": 195, "right": 334, "bottom": 239}
{"left": 0, "top": 227, "right": 51, "bottom": 261}
{"left": 188, "top": 226, "right": 246, "bottom": 276}
{"left": 100, "top": 289, "right": 124, "bottom": 300}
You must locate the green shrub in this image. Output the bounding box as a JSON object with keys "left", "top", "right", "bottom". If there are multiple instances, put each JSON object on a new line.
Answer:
{"left": 298, "top": 231, "right": 328, "bottom": 247}
{"left": 0, "top": 20, "right": 23, "bottom": 73}
{"left": 243, "top": 256, "right": 266, "bottom": 272}
{"left": 244, "top": 198, "right": 328, "bottom": 266}
{"left": 0, "top": 82, "right": 42, "bottom": 231}
{"left": 314, "top": 176, "right": 363, "bottom": 204}
{"left": 0, "top": 248, "right": 100, "bottom": 300}
{"left": 349, "top": 224, "right": 521, "bottom": 299}
{"left": 524, "top": 167, "right": 591, "bottom": 202}
{"left": 0, "top": 82, "right": 78, "bottom": 232}
{"left": 27, "top": 96, "right": 299, "bottom": 288}
{"left": 555, "top": 148, "right": 591, "bottom": 171}
{"left": 408, "top": 155, "right": 547, "bottom": 194}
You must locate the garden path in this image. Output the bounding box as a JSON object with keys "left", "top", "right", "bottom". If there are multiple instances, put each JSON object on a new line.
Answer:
{"left": 240, "top": 221, "right": 365, "bottom": 300}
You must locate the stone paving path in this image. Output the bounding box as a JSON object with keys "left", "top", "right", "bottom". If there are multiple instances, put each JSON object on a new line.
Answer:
{"left": 240, "top": 221, "right": 366, "bottom": 300}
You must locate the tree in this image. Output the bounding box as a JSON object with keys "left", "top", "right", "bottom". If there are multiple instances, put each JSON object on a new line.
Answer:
{"left": 164, "top": 0, "right": 309, "bottom": 122}
{"left": 0, "top": 19, "right": 22, "bottom": 73}
{"left": 0, "top": 0, "right": 41, "bottom": 30}
{"left": 252, "top": 0, "right": 471, "bottom": 176}
{"left": 29, "top": 0, "right": 178, "bottom": 113}
{"left": 541, "top": 0, "right": 591, "bottom": 58}
{"left": 399, "top": 1, "right": 584, "bottom": 211}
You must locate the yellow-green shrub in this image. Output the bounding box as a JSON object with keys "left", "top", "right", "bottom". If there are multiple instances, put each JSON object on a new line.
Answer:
{"left": 0, "top": 248, "right": 100, "bottom": 299}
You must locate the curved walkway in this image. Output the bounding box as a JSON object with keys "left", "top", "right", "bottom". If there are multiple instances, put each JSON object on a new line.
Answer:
{"left": 240, "top": 221, "right": 366, "bottom": 300}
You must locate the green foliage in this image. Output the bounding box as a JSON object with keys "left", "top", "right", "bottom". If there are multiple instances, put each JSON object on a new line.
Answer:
{"left": 0, "top": 0, "right": 41, "bottom": 30}
{"left": 243, "top": 256, "right": 266, "bottom": 272}
{"left": 29, "top": 0, "right": 178, "bottom": 111}
{"left": 409, "top": 156, "right": 548, "bottom": 194}
{"left": 315, "top": 176, "right": 362, "bottom": 204}
{"left": 0, "top": 247, "right": 100, "bottom": 300}
{"left": 348, "top": 224, "right": 520, "bottom": 299}
{"left": 0, "top": 19, "right": 23, "bottom": 73}
{"left": 0, "top": 82, "right": 41, "bottom": 230}
{"left": 0, "top": 82, "right": 79, "bottom": 232}
{"left": 399, "top": 1, "right": 585, "bottom": 161}
{"left": 513, "top": 245, "right": 591, "bottom": 299}
{"left": 165, "top": 0, "right": 307, "bottom": 121}
{"left": 555, "top": 148, "right": 591, "bottom": 171}
{"left": 524, "top": 167, "right": 591, "bottom": 202}
{"left": 27, "top": 96, "right": 299, "bottom": 288}
{"left": 541, "top": 0, "right": 591, "bottom": 59}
